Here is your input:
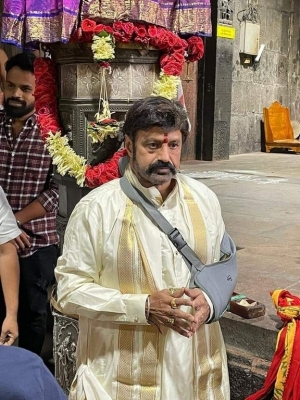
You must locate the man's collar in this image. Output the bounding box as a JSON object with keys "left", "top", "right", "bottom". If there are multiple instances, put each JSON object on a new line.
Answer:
{"left": 2, "top": 111, "right": 37, "bottom": 127}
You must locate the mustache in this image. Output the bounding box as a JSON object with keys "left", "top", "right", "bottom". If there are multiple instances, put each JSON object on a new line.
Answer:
{"left": 146, "top": 160, "right": 176, "bottom": 175}
{"left": 6, "top": 97, "right": 26, "bottom": 107}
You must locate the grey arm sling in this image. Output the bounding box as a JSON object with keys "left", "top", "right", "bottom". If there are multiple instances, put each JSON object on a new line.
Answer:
{"left": 119, "top": 172, "right": 238, "bottom": 323}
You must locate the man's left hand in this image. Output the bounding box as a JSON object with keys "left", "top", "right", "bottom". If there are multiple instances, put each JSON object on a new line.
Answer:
{"left": 0, "top": 316, "right": 18, "bottom": 346}
{"left": 184, "top": 288, "right": 210, "bottom": 333}
{"left": 14, "top": 230, "right": 31, "bottom": 249}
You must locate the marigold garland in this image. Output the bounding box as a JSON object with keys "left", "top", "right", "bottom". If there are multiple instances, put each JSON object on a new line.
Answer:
{"left": 34, "top": 20, "right": 205, "bottom": 188}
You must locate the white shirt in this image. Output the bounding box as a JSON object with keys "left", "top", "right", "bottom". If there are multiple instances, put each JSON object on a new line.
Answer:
{"left": 0, "top": 186, "right": 21, "bottom": 245}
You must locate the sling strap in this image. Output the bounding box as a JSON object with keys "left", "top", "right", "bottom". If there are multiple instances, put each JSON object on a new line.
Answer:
{"left": 119, "top": 171, "right": 238, "bottom": 322}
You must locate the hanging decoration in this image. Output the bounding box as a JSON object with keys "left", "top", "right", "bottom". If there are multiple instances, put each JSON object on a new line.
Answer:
{"left": 86, "top": 68, "right": 121, "bottom": 145}
{"left": 34, "top": 20, "right": 205, "bottom": 188}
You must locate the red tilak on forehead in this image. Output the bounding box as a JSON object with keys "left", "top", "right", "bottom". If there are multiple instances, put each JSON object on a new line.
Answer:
{"left": 163, "top": 132, "right": 168, "bottom": 143}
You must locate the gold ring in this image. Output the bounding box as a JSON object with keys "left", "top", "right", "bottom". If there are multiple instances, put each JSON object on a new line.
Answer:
{"left": 170, "top": 298, "right": 177, "bottom": 309}
{"left": 169, "top": 287, "right": 176, "bottom": 295}
{"left": 167, "top": 318, "right": 175, "bottom": 325}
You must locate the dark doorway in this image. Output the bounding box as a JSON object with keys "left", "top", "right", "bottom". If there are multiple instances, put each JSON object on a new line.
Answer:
{"left": 196, "top": 0, "right": 218, "bottom": 161}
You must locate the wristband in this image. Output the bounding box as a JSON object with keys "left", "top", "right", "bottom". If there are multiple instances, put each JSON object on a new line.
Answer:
{"left": 16, "top": 220, "right": 22, "bottom": 228}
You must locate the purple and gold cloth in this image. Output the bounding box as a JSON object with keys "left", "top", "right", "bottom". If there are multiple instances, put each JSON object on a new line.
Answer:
{"left": 81, "top": 0, "right": 212, "bottom": 36}
{"left": 1, "top": 0, "right": 80, "bottom": 47}
{"left": 1, "top": 0, "right": 211, "bottom": 48}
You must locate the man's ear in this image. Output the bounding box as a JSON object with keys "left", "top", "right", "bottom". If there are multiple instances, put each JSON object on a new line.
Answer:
{"left": 124, "top": 135, "right": 133, "bottom": 157}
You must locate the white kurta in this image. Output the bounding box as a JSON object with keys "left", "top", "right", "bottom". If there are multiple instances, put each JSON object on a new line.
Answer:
{"left": 55, "top": 169, "right": 230, "bottom": 400}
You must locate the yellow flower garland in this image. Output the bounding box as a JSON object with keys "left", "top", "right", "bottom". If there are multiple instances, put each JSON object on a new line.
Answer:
{"left": 152, "top": 73, "right": 180, "bottom": 100}
{"left": 87, "top": 125, "right": 119, "bottom": 143}
{"left": 91, "top": 34, "right": 115, "bottom": 61}
{"left": 45, "top": 132, "right": 87, "bottom": 186}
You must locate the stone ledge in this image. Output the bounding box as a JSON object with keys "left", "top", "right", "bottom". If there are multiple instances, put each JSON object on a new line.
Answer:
{"left": 220, "top": 312, "right": 279, "bottom": 398}
{"left": 227, "top": 344, "right": 270, "bottom": 400}
{"left": 220, "top": 312, "right": 278, "bottom": 361}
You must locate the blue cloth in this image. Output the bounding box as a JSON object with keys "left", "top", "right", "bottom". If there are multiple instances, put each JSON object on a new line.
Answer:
{"left": 0, "top": 346, "right": 67, "bottom": 399}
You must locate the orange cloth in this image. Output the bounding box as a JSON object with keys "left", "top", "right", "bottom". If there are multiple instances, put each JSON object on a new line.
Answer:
{"left": 246, "top": 290, "right": 300, "bottom": 400}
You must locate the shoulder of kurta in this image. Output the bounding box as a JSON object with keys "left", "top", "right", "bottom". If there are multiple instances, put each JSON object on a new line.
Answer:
{"left": 178, "top": 173, "right": 222, "bottom": 210}
{"left": 72, "top": 179, "right": 126, "bottom": 215}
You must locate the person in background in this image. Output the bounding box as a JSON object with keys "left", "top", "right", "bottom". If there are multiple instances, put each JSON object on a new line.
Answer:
{"left": 56, "top": 96, "right": 232, "bottom": 400}
{"left": 0, "top": 346, "right": 67, "bottom": 399}
{"left": 0, "top": 52, "right": 59, "bottom": 355}
{"left": 0, "top": 185, "right": 21, "bottom": 345}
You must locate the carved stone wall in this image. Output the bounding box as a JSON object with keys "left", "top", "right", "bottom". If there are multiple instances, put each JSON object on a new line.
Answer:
{"left": 60, "top": 62, "right": 157, "bottom": 101}
{"left": 50, "top": 42, "right": 160, "bottom": 162}
{"left": 53, "top": 310, "right": 79, "bottom": 394}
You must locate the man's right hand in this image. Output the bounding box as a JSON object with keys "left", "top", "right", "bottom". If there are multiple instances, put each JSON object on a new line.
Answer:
{"left": 0, "top": 316, "right": 18, "bottom": 346}
{"left": 14, "top": 230, "right": 31, "bottom": 249}
{"left": 148, "top": 288, "right": 195, "bottom": 338}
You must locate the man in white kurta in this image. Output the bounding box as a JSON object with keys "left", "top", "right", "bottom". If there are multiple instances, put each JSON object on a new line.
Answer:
{"left": 55, "top": 96, "right": 231, "bottom": 400}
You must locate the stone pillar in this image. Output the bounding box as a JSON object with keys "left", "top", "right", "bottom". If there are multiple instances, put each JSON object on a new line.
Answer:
{"left": 213, "top": 0, "right": 234, "bottom": 160}
{"left": 197, "top": 0, "right": 234, "bottom": 160}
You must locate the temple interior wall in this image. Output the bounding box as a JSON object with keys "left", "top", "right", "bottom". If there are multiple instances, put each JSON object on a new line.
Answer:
{"left": 230, "top": 0, "right": 300, "bottom": 154}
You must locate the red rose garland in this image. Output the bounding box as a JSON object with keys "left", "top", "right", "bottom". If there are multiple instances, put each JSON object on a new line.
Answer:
{"left": 34, "top": 58, "right": 61, "bottom": 140}
{"left": 85, "top": 148, "right": 127, "bottom": 187}
{"left": 186, "top": 36, "right": 205, "bottom": 62}
{"left": 72, "top": 19, "right": 205, "bottom": 76}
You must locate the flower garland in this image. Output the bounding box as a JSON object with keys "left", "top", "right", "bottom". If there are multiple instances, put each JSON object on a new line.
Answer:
{"left": 34, "top": 58, "right": 62, "bottom": 140}
{"left": 34, "top": 57, "right": 126, "bottom": 187}
{"left": 86, "top": 66, "right": 121, "bottom": 146}
{"left": 73, "top": 19, "right": 205, "bottom": 100}
{"left": 87, "top": 117, "right": 120, "bottom": 144}
{"left": 35, "top": 20, "right": 205, "bottom": 188}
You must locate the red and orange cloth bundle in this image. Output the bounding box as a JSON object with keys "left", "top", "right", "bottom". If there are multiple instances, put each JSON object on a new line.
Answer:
{"left": 246, "top": 290, "right": 300, "bottom": 400}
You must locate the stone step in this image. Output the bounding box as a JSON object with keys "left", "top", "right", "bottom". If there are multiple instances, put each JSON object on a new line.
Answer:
{"left": 220, "top": 313, "right": 279, "bottom": 399}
